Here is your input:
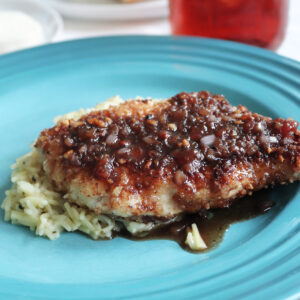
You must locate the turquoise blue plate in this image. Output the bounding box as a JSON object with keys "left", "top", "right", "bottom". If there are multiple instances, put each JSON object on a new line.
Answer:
{"left": 0, "top": 36, "right": 299, "bottom": 300}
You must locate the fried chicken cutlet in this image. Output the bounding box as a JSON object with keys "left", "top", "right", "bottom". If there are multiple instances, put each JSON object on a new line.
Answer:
{"left": 35, "top": 91, "right": 300, "bottom": 221}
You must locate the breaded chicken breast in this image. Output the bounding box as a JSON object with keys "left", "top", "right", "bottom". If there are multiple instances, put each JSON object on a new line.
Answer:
{"left": 35, "top": 91, "right": 300, "bottom": 220}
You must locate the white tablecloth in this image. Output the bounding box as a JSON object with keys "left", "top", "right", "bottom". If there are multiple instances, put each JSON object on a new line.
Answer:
{"left": 55, "top": 0, "right": 300, "bottom": 62}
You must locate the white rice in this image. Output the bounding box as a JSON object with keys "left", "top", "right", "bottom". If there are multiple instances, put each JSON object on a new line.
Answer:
{"left": 2, "top": 144, "right": 121, "bottom": 240}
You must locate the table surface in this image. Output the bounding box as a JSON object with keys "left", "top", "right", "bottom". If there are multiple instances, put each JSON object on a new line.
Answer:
{"left": 55, "top": 0, "right": 300, "bottom": 62}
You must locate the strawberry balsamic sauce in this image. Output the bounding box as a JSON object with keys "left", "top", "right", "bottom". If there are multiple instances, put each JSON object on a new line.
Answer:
{"left": 35, "top": 91, "right": 299, "bottom": 252}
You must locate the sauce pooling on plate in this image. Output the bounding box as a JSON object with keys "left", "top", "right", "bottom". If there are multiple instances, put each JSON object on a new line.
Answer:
{"left": 120, "top": 190, "right": 274, "bottom": 252}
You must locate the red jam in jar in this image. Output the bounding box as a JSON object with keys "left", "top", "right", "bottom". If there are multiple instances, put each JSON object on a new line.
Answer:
{"left": 169, "top": 0, "right": 289, "bottom": 50}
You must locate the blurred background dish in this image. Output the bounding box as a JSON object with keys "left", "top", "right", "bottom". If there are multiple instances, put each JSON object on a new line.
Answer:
{"left": 169, "top": 0, "right": 289, "bottom": 50}
{"left": 0, "top": 0, "right": 63, "bottom": 54}
{"left": 46, "top": 0, "right": 168, "bottom": 20}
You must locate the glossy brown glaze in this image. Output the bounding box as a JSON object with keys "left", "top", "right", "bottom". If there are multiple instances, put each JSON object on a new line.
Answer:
{"left": 35, "top": 92, "right": 299, "bottom": 217}
{"left": 37, "top": 92, "right": 299, "bottom": 183}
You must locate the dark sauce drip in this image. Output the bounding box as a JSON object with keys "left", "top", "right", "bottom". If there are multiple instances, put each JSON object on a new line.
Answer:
{"left": 119, "top": 190, "right": 274, "bottom": 253}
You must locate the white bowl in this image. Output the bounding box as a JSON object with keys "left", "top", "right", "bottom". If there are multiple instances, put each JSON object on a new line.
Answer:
{"left": 0, "top": 0, "right": 63, "bottom": 44}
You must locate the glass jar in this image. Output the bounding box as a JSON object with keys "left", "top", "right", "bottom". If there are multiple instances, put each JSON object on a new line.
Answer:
{"left": 169, "top": 0, "right": 289, "bottom": 50}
